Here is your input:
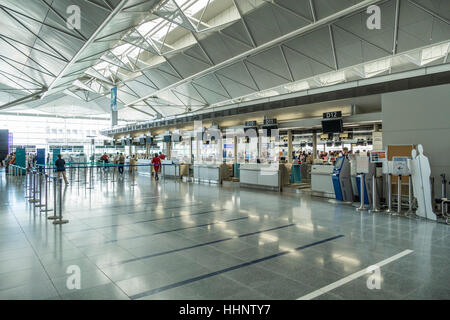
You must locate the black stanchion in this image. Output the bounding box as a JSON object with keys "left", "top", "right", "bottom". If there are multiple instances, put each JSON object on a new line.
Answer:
{"left": 48, "top": 177, "right": 58, "bottom": 221}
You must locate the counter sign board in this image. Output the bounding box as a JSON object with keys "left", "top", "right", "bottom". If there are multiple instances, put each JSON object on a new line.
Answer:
{"left": 323, "top": 111, "right": 342, "bottom": 119}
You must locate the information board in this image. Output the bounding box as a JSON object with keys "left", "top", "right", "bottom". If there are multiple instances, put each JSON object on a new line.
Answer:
{"left": 370, "top": 151, "right": 386, "bottom": 163}
{"left": 392, "top": 157, "right": 410, "bottom": 176}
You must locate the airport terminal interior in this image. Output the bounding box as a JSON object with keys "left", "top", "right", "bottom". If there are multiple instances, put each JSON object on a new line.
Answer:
{"left": 0, "top": 0, "right": 449, "bottom": 301}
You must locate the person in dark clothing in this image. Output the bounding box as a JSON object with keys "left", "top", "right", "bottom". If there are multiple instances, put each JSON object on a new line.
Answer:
{"left": 55, "top": 154, "right": 69, "bottom": 185}
{"left": 152, "top": 153, "right": 161, "bottom": 180}
{"left": 118, "top": 153, "right": 125, "bottom": 174}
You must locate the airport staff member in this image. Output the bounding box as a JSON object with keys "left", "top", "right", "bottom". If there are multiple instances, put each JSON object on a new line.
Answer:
{"left": 152, "top": 153, "right": 161, "bottom": 180}
{"left": 55, "top": 154, "right": 69, "bottom": 185}
{"left": 118, "top": 153, "right": 125, "bottom": 174}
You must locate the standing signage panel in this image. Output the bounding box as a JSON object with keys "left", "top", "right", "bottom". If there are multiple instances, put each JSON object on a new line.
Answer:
{"left": 36, "top": 148, "right": 45, "bottom": 172}
{"left": 52, "top": 148, "right": 61, "bottom": 165}
{"left": 15, "top": 148, "right": 26, "bottom": 175}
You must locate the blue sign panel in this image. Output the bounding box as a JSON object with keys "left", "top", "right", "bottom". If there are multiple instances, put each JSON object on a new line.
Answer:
{"left": 52, "top": 148, "right": 61, "bottom": 165}
{"left": 37, "top": 148, "right": 45, "bottom": 172}
{"left": 16, "top": 148, "right": 26, "bottom": 175}
{"left": 111, "top": 86, "right": 118, "bottom": 111}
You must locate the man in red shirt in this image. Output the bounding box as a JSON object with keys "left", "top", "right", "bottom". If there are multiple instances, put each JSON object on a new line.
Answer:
{"left": 158, "top": 152, "right": 165, "bottom": 160}
{"left": 152, "top": 153, "right": 161, "bottom": 180}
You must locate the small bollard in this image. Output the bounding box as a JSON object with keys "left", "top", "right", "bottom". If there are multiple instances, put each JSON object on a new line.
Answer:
{"left": 40, "top": 173, "right": 53, "bottom": 213}
{"left": 394, "top": 175, "right": 403, "bottom": 215}
{"left": 29, "top": 171, "right": 40, "bottom": 203}
{"left": 385, "top": 173, "right": 394, "bottom": 214}
{"left": 356, "top": 174, "right": 367, "bottom": 212}
{"left": 405, "top": 175, "right": 414, "bottom": 217}
{"left": 35, "top": 172, "right": 45, "bottom": 208}
{"left": 48, "top": 177, "right": 59, "bottom": 220}
{"left": 369, "top": 175, "right": 380, "bottom": 213}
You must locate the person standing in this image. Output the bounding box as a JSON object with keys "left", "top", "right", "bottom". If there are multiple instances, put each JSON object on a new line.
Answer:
{"left": 152, "top": 153, "right": 161, "bottom": 181}
{"left": 118, "top": 153, "right": 125, "bottom": 175}
{"left": 159, "top": 152, "right": 165, "bottom": 161}
{"left": 129, "top": 154, "right": 137, "bottom": 173}
{"left": 55, "top": 154, "right": 69, "bottom": 185}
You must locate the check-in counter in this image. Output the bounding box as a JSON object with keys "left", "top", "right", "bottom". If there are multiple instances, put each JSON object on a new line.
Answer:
{"left": 311, "top": 164, "right": 335, "bottom": 196}
{"left": 137, "top": 159, "right": 152, "bottom": 176}
{"left": 161, "top": 160, "right": 190, "bottom": 179}
{"left": 239, "top": 163, "right": 289, "bottom": 192}
{"left": 193, "top": 163, "right": 230, "bottom": 184}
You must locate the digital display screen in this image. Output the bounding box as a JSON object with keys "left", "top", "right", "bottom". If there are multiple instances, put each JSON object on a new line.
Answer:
{"left": 139, "top": 138, "right": 146, "bottom": 145}
{"left": 322, "top": 119, "right": 343, "bottom": 133}
{"left": 172, "top": 135, "right": 182, "bottom": 142}
{"left": 335, "top": 157, "right": 344, "bottom": 168}
{"left": 163, "top": 135, "right": 171, "bottom": 143}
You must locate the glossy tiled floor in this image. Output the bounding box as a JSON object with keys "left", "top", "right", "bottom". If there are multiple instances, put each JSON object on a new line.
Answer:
{"left": 0, "top": 169, "right": 449, "bottom": 300}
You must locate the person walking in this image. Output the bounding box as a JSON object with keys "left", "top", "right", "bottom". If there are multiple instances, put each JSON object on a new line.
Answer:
{"left": 55, "top": 154, "right": 69, "bottom": 185}
{"left": 158, "top": 152, "right": 165, "bottom": 161}
{"left": 118, "top": 153, "right": 125, "bottom": 175}
{"left": 152, "top": 153, "right": 161, "bottom": 181}
{"left": 129, "top": 154, "right": 137, "bottom": 173}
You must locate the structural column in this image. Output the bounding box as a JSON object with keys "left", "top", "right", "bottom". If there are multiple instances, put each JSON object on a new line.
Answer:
{"left": 111, "top": 110, "right": 118, "bottom": 127}
{"left": 233, "top": 135, "right": 238, "bottom": 164}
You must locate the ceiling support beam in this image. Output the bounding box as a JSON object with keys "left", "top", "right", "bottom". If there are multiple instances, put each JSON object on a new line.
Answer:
{"left": 328, "top": 25, "right": 338, "bottom": 70}
{"left": 407, "top": 0, "right": 450, "bottom": 25}
{"left": 231, "top": 0, "right": 257, "bottom": 48}
{"left": 392, "top": 0, "right": 400, "bottom": 55}
{"left": 309, "top": 0, "right": 317, "bottom": 22}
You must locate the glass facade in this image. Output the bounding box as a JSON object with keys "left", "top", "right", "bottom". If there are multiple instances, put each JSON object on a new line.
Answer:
{"left": 0, "top": 114, "right": 125, "bottom": 154}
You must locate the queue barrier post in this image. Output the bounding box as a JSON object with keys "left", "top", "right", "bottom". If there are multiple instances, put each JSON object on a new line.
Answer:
{"left": 48, "top": 176, "right": 59, "bottom": 220}
{"left": 369, "top": 175, "right": 380, "bottom": 213}
{"left": 53, "top": 178, "right": 68, "bottom": 225}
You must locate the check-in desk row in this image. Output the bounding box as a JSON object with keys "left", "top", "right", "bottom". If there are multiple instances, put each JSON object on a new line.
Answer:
{"left": 193, "top": 163, "right": 231, "bottom": 184}
{"left": 239, "top": 163, "right": 289, "bottom": 191}
{"left": 311, "top": 164, "right": 335, "bottom": 197}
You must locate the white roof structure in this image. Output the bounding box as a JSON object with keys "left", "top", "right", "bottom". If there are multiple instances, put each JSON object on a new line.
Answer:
{"left": 0, "top": 0, "right": 449, "bottom": 122}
